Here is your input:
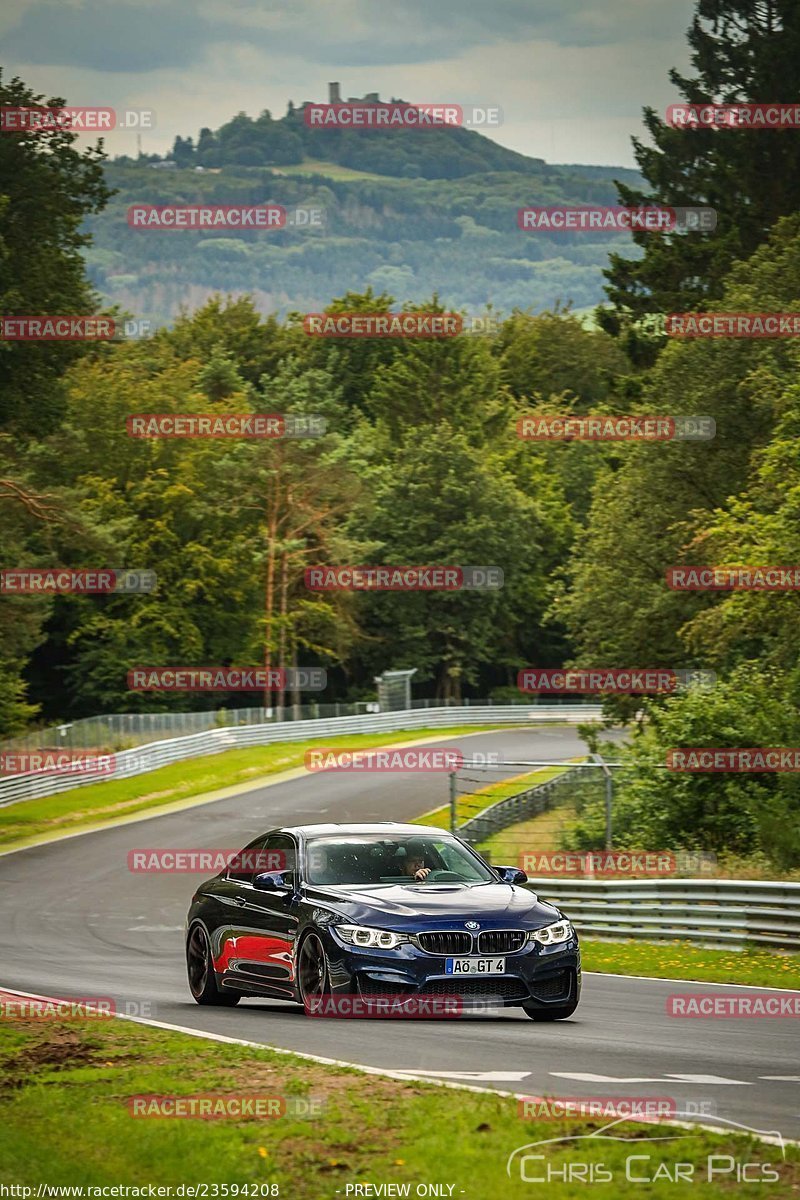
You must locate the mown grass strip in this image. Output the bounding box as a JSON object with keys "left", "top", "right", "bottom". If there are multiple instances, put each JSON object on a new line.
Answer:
{"left": 579, "top": 937, "right": 800, "bottom": 990}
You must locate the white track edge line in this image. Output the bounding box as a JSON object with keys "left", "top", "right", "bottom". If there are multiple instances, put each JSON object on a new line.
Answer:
{"left": 585, "top": 971, "right": 799, "bottom": 993}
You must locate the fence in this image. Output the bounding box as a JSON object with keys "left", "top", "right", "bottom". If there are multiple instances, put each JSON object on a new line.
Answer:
{"left": 0, "top": 703, "right": 603, "bottom": 808}
{"left": 0, "top": 696, "right": 597, "bottom": 755}
{"left": 526, "top": 877, "right": 800, "bottom": 951}
{"left": 451, "top": 757, "right": 618, "bottom": 848}
{"left": 455, "top": 765, "right": 583, "bottom": 842}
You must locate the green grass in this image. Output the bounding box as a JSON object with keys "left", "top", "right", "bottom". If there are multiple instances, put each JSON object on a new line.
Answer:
{"left": 273, "top": 158, "right": 391, "bottom": 181}
{"left": 0, "top": 1013, "right": 795, "bottom": 1197}
{"left": 580, "top": 938, "right": 800, "bottom": 989}
{"left": 0, "top": 725, "right": 510, "bottom": 851}
{"left": 413, "top": 764, "right": 570, "bottom": 833}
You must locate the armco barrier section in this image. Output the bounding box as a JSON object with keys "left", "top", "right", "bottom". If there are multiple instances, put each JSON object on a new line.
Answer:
{"left": 526, "top": 877, "right": 800, "bottom": 951}
{"left": 0, "top": 704, "right": 603, "bottom": 808}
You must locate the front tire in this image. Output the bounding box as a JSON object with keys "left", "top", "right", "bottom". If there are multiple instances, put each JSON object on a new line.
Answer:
{"left": 187, "top": 923, "right": 240, "bottom": 1006}
{"left": 523, "top": 1000, "right": 578, "bottom": 1021}
{"left": 298, "top": 932, "right": 331, "bottom": 1015}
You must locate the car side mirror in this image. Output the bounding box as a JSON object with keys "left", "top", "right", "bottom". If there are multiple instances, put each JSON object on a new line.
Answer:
{"left": 253, "top": 870, "right": 294, "bottom": 892}
{"left": 496, "top": 866, "right": 528, "bottom": 885}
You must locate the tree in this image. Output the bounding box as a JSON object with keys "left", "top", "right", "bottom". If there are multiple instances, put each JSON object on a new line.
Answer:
{"left": 345, "top": 424, "right": 565, "bottom": 700}
{"left": 559, "top": 216, "right": 800, "bottom": 678}
{"left": 0, "top": 71, "right": 111, "bottom": 732}
{"left": 563, "top": 667, "right": 800, "bottom": 871}
{"left": 603, "top": 0, "right": 800, "bottom": 319}
{"left": 0, "top": 71, "right": 112, "bottom": 437}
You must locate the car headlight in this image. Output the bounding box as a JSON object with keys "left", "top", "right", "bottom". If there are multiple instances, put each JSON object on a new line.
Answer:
{"left": 335, "top": 924, "right": 408, "bottom": 949}
{"left": 528, "top": 920, "right": 574, "bottom": 946}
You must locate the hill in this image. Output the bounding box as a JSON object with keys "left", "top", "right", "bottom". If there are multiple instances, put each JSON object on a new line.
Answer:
{"left": 85, "top": 94, "right": 643, "bottom": 325}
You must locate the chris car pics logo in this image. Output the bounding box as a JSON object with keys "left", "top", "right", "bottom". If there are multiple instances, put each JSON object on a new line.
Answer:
{"left": 506, "top": 1115, "right": 784, "bottom": 1184}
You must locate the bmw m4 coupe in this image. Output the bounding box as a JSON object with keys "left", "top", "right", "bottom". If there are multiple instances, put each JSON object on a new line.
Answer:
{"left": 185, "top": 822, "right": 580, "bottom": 1020}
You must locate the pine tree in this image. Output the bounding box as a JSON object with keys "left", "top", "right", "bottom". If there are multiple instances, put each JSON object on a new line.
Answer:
{"left": 603, "top": 0, "right": 800, "bottom": 321}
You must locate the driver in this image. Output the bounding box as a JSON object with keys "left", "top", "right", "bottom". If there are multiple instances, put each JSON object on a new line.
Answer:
{"left": 401, "top": 842, "right": 431, "bottom": 882}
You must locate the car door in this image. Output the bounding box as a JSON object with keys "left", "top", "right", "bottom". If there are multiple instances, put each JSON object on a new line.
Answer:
{"left": 216, "top": 834, "right": 300, "bottom": 998}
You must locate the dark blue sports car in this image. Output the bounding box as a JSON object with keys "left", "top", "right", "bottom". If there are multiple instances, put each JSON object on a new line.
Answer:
{"left": 185, "top": 822, "right": 580, "bottom": 1020}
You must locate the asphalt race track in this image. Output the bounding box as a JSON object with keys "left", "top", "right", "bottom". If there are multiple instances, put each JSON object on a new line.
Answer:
{"left": 1, "top": 726, "right": 797, "bottom": 1142}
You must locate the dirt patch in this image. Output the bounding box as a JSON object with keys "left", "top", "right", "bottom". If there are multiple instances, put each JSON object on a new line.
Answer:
{"left": 0, "top": 1027, "right": 102, "bottom": 1087}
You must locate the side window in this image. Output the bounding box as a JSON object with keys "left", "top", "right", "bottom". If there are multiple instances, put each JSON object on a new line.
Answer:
{"left": 263, "top": 834, "right": 297, "bottom": 875}
{"left": 226, "top": 837, "right": 267, "bottom": 884}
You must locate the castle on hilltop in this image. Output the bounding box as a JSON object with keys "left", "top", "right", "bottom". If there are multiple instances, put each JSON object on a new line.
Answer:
{"left": 328, "top": 83, "right": 386, "bottom": 104}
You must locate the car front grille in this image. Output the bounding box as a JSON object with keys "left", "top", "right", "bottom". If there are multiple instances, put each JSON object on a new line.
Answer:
{"left": 416, "top": 931, "right": 473, "bottom": 955}
{"left": 478, "top": 930, "right": 526, "bottom": 954}
{"left": 420, "top": 978, "right": 529, "bottom": 1002}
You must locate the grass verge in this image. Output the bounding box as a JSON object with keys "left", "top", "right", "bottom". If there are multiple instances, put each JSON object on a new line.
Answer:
{"left": 0, "top": 1013, "right": 796, "bottom": 1198}
{"left": 580, "top": 938, "right": 800, "bottom": 989}
{"left": 0, "top": 725, "right": 509, "bottom": 851}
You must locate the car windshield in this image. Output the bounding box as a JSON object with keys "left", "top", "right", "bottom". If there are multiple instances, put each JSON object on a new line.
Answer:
{"left": 304, "top": 834, "right": 495, "bottom": 886}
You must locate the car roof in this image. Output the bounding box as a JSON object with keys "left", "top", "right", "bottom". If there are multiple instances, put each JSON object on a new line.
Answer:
{"left": 276, "top": 822, "right": 454, "bottom": 838}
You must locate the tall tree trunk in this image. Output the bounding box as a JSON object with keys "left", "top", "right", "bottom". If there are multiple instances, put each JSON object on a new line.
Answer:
{"left": 277, "top": 549, "right": 289, "bottom": 711}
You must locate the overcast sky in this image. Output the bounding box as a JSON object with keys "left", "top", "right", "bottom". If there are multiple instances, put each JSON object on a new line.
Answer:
{"left": 1, "top": 0, "right": 697, "bottom": 166}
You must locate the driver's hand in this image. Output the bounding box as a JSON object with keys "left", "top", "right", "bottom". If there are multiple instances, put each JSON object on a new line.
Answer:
{"left": 414, "top": 867, "right": 431, "bottom": 880}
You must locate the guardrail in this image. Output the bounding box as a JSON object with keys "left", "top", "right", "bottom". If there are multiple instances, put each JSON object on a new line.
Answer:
{"left": 0, "top": 696, "right": 598, "bottom": 754}
{"left": 0, "top": 704, "right": 603, "bottom": 808}
{"left": 526, "top": 877, "right": 800, "bottom": 951}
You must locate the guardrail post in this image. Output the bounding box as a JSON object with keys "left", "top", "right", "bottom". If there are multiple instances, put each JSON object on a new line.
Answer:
{"left": 449, "top": 771, "right": 457, "bottom": 834}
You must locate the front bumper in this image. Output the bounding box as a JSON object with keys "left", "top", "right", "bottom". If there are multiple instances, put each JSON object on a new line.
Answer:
{"left": 324, "top": 928, "right": 581, "bottom": 1008}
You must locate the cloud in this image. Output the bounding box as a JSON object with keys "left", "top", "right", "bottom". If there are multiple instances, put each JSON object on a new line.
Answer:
{"left": 3, "top": 0, "right": 696, "bottom": 73}
{"left": 2, "top": 0, "right": 695, "bottom": 165}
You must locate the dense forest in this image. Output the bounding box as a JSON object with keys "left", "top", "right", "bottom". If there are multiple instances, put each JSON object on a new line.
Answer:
{"left": 3, "top": 0, "right": 800, "bottom": 867}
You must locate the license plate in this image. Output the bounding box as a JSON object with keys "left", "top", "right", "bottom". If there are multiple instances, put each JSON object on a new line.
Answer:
{"left": 445, "top": 957, "right": 506, "bottom": 975}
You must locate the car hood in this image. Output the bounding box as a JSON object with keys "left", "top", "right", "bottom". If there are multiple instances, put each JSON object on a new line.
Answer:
{"left": 304, "top": 881, "right": 562, "bottom": 929}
